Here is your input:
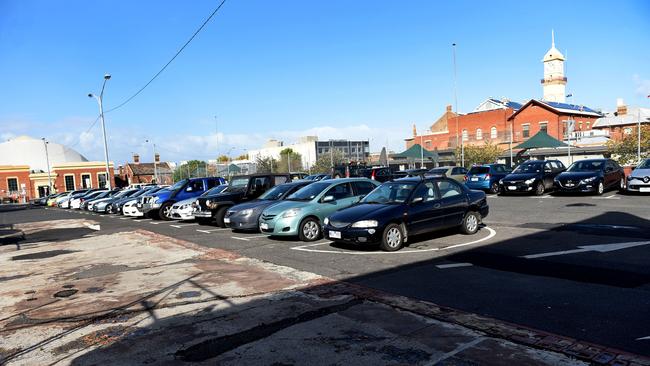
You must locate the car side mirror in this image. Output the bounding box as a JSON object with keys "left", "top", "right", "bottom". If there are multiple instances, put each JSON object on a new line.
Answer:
{"left": 411, "top": 197, "right": 423, "bottom": 204}
{"left": 322, "top": 195, "right": 335, "bottom": 203}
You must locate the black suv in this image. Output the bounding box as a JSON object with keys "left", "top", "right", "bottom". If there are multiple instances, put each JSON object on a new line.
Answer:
{"left": 499, "top": 159, "right": 566, "bottom": 195}
{"left": 194, "top": 174, "right": 293, "bottom": 226}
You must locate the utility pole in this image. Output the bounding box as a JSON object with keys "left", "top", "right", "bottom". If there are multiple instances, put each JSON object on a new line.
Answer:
{"left": 638, "top": 107, "right": 642, "bottom": 162}
{"left": 452, "top": 43, "right": 462, "bottom": 166}
{"left": 42, "top": 138, "right": 53, "bottom": 194}
{"left": 88, "top": 73, "right": 112, "bottom": 189}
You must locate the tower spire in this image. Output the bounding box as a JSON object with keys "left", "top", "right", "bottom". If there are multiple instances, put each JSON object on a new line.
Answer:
{"left": 551, "top": 29, "right": 555, "bottom": 48}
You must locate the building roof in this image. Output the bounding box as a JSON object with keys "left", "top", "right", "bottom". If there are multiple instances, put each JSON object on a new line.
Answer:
{"left": 508, "top": 99, "right": 603, "bottom": 120}
{"left": 0, "top": 135, "right": 88, "bottom": 172}
{"left": 393, "top": 144, "right": 439, "bottom": 160}
{"left": 472, "top": 98, "right": 523, "bottom": 113}
{"left": 542, "top": 30, "right": 565, "bottom": 62}
{"left": 515, "top": 131, "right": 568, "bottom": 149}
{"left": 127, "top": 162, "right": 173, "bottom": 176}
{"left": 592, "top": 106, "right": 650, "bottom": 128}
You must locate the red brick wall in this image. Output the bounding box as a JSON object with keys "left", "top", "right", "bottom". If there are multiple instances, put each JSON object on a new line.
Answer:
{"left": 510, "top": 104, "right": 598, "bottom": 143}
{"left": 0, "top": 169, "right": 32, "bottom": 202}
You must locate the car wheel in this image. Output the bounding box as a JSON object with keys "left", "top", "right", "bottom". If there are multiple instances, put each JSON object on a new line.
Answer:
{"left": 596, "top": 182, "right": 604, "bottom": 195}
{"left": 299, "top": 217, "right": 321, "bottom": 242}
{"left": 460, "top": 211, "right": 480, "bottom": 235}
{"left": 106, "top": 204, "right": 113, "bottom": 214}
{"left": 159, "top": 202, "right": 174, "bottom": 221}
{"left": 534, "top": 182, "right": 545, "bottom": 196}
{"left": 618, "top": 177, "right": 626, "bottom": 192}
{"left": 214, "top": 207, "right": 228, "bottom": 227}
{"left": 489, "top": 182, "right": 499, "bottom": 194}
{"left": 380, "top": 223, "right": 404, "bottom": 252}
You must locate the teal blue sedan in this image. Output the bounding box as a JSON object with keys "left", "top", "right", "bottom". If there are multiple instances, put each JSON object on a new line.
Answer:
{"left": 258, "top": 178, "right": 379, "bottom": 241}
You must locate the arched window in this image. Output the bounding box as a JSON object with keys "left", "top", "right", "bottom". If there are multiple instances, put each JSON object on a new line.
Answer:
{"left": 462, "top": 129, "right": 468, "bottom": 141}
{"left": 476, "top": 129, "right": 482, "bottom": 140}
{"left": 491, "top": 126, "right": 497, "bottom": 139}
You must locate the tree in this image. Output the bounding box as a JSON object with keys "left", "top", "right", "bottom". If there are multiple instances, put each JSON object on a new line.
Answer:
{"left": 456, "top": 142, "right": 503, "bottom": 168}
{"left": 255, "top": 156, "right": 278, "bottom": 173}
{"left": 606, "top": 125, "right": 650, "bottom": 166}
{"left": 311, "top": 150, "right": 345, "bottom": 174}
{"left": 236, "top": 153, "right": 249, "bottom": 161}
{"left": 173, "top": 160, "right": 208, "bottom": 181}
{"left": 217, "top": 155, "right": 229, "bottom": 163}
{"left": 277, "top": 148, "right": 303, "bottom": 173}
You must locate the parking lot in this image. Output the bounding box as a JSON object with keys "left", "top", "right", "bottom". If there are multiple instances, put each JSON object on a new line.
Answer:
{"left": 2, "top": 190, "right": 650, "bottom": 363}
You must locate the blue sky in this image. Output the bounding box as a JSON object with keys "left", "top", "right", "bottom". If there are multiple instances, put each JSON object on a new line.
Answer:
{"left": 1, "top": 0, "right": 649, "bottom": 164}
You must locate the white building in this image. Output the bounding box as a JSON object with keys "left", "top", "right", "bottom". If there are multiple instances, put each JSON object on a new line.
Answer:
{"left": 248, "top": 136, "right": 320, "bottom": 168}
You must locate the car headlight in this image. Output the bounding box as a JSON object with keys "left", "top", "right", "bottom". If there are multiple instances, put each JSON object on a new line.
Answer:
{"left": 524, "top": 178, "right": 535, "bottom": 185}
{"left": 582, "top": 176, "right": 597, "bottom": 183}
{"left": 180, "top": 204, "right": 189, "bottom": 210}
{"left": 351, "top": 220, "right": 378, "bottom": 228}
{"left": 240, "top": 208, "right": 253, "bottom": 216}
{"left": 282, "top": 208, "right": 301, "bottom": 218}
{"left": 323, "top": 217, "right": 330, "bottom": 225}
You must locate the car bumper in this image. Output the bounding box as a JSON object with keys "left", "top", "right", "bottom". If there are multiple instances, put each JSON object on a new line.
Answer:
{"left": 141, "top": 202, "right": 161, "bottom": 214}
{"left": 123, "top": 206, "right": 144, "bottom": 217}
{"left": 323, "top": 225, "right": 382, "bottom": 244}
{"left": 499, "top": 182, "right": 534, "bottom": 193}
{"left": 259, "top": 216, "right": 300, "bottom": 236}
{"left": 554, "top": 182, "right": 597, "bottom": 193}
{"left": 170, "top": 208, "right": 195, "bottom": 220}
{"left": 193, "top": 209, "right": 213, "bottom": 218}
{"left": 225, "top": 215, "right": 259, "bottom": 230}
{"left": 627, "top": 182, "right": 650, "bottom": 192}
{"left": 465, "top": 180, "right": 490, "bottom": 190}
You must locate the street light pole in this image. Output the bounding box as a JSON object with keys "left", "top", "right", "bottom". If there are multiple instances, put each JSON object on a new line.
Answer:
{"left": 638, "top": 107, "right": 642, "bottom": 162}
{"left": 88, "top": 73, "right": 112, "bottom": 189}
{"left": 42, "top": 138, "right": 53, "bottom": 194}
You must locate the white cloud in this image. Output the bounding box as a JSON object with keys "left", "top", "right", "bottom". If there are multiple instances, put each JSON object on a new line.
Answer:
{"left": 633, "top": 74, "right": 650, "bottom": 97}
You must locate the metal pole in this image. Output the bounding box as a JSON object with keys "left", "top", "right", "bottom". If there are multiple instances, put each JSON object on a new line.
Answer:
{"left": 420, "top": 136, "right": 424, "bottom": 168}
{"left": 639, "top": 108, "right": 642, "bottom": 162}
{"left": 452, "top": 43, "right": 460, "bottom": 160}
{"left": 42, "top": 138, "right": 53, "bottom": 194}
{"left": 287, "top": 151, "right": 291, "bottom": 172}
{"left": 89, "top": 75, "right": 112, "bottom": 190}
{"left": 509, "top": 118, "right": 513, "bottom": 168}
{"left": 153, "top": 143, "right": 158, "bottom": 183}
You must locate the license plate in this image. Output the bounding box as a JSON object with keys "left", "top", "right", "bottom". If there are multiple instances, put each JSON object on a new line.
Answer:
{"left": 329, "top": 230, "right": 341, "bottom": 239}
{"left": 565, "top": 183, "right": 574, "bottom": 187}
{"left": 471, "top": 177, "right": 479, "bottom": 182}
{"left": 640, "top": 187, "right": 650, "bottom": 192}
{"left": 260, "top": 222, "right": 269, "bottom": 230}
{"left": 508, "top": 186, "right": 517, "bottom": 190}
{"left": 224, "top": 217, "right": 230, "bottom": 224}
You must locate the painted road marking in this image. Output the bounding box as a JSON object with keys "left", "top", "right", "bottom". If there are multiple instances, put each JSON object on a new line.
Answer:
{"left": 149, "top": 222, "right": 162, "bottom": 225}
{"left": 231, "top": 234, "right": 270, "bottom": 241}
{"left": 120, "top": 217, "right": 129, "bottom": 220}
{"left": 291, "top": 227, "right": 497, "bottom": 255}
{"left": 196, "top": 228, "right": 229, "bottom": 233}
{"left": 529, "top": 195, "right": 554, "bottom": 199}
{"left": 636, "top": 336, "right": 650, "bottom": 341}
{"left": 169, "top": 223, "right": 198, "bottom": 228}
{"left": 436, "top": 263, "right": 473, "bottom": 269}
{"left": 522, "top": 240, "right": 650, "bottom": 259}
{"left": 593, "top": 195, "right": 621, "bottom": 200}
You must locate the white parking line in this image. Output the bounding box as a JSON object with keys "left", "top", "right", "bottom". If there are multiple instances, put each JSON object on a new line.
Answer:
{"left": 119, "top": 217, "right": 129, "bottom": 220}
{"left": 231, "top": 234, "right": 270, "bottom": 241}
{"left": 149, "top": 222, "right": 162, "bottom": 225}
{"left": 291, "top": 227, "right": 497, "bottom": 255}
{"left": 436, "top": 263, "right": 473, "bottom": 269}
{"left": 171, "top": 223, "right": 198, "bottom": 228}
{"left": 196, "top": 228, "right": 230, "bottom": 233}
{"left": 529, "top": 195, "right": 554, "bottom": 199}
{"left": 592, "top": 194, "right": 620, "bottom": 200}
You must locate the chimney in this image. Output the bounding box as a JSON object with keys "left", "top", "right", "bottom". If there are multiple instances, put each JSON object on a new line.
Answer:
{"left": 412, "top": 124, "right": 417, "bottom": 137}
{"left": 154, "top": 153, "right": 160, "bottom": 163}
{"left": 616, "top": 98, "right": 627, "bottom": 116}
{"left": 446, "top": 105, "right": 452, "bottom": 112}
{"left": 133, "top": 153, "right": 140, "bottom": 164}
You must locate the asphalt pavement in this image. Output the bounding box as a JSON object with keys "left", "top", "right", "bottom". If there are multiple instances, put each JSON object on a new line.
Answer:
{"left": 2, "top": 191, "right": 649, "bottom": 357}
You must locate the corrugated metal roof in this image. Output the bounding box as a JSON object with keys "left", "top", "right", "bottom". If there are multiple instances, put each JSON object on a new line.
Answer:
{"left": 592, "top": 107, "right": 650, "bottom": 128}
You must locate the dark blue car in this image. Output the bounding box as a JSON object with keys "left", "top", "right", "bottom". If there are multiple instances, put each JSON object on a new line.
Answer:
{"left": 464, "top": 164, "right": 511, "bottom": 193}
{"left": 141, "top": 177, "right": 226, "bottom": 220}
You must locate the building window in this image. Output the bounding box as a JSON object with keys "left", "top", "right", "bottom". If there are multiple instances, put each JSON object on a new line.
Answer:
{"left": 586, "top": 121, "right": 591, "bottom": 129}
{"left": 539, "top": 122, "right": 548, "bottom": 133}
{"left": 7, "top": 178, "right": 18, "bottom": 192}
{"left": 462, "top": 129, "right": 468, "bottom": 141}
{"left": 522, "top": 124, "right": 530, "bottom": 138}
{"left": 81, "top": 174, "right": 91, "bottom": 188}
{"left": 64, "top": 175, "right": 75, "bottom": 191}
{"left": 490, "top": 126, "right": 497, "bottom": 139}
{"left": 624, "top": 127, "right": 633, "bottom": 135}
{"left": 98, "top": 173, "right": 107, "bottom": 189}
{"left": 476, "top": 128, "right": 482, "bottom": 140}
{"left": 425, "top": 140, "right": 432, "bottom": 148}
{"left": 578, "top": 121, "right": 583, "bottom": 130}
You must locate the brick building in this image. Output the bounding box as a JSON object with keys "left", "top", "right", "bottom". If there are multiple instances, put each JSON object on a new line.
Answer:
{"left": 0, "top": 136, "right": 115, "bottom": 202}
{"left": 592, "top": 99, "right": 650, "bottom": 141}
{"left": 119, "top": 153, "right": 174, "bottom": 186}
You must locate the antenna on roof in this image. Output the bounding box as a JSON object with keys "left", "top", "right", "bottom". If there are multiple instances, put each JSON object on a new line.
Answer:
{"left": 551, "top": 29, "right": 555, "bottom": 48}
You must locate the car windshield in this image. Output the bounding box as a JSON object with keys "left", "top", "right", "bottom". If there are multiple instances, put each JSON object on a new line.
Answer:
{"left": 169, "top": 179, "right": 188, "bottom": 191}
{"left": 287, "top": 182, "right": 330, "bottom": 201}
{"left": 362, "top": 182, "right": 416, "bottom": 204}
{"left": 513, "top": 162, "right": 543, "bottom": 173}
{"left": 567, "top": 160, "right": 604, "bottom": 172}
{"left": 430, "top": 168, "right": 448, "bottom": 175}
{"left": 202, "top": 185, "right": 227, "bottom": 196}
{"left": 304, "top": 175, "right": 318, "bottom": 180}
{"left": 222, "top": 178, "right": 249, "bottom": 193}
{"left": 468, "top": 167, "right": 490, "bottom": 174}
{"left": 636, "top": 159, "right": 650, "bottom": 169}
{"left": 259, "top": 184, "right": 298, "bottom": 200}
{"left": 94, "top": 191, "right": 111, "bottom": 199}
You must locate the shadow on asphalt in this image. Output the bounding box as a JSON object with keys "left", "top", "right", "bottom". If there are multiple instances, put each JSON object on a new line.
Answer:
{"left": 1, "top": 210, "right": 649, "bottom": 364}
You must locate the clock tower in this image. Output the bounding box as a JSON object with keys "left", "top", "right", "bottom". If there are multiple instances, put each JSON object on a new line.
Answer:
{"left": 541, "top": 30, "right": 566, "bottom": 103}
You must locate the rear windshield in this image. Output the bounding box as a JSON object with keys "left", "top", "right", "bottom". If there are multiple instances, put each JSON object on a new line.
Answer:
{"left": 468, "top": 167, "right": 490, "bottom": 175}
{"left": 430, "top": 168, "right": 448, "bottom": 175}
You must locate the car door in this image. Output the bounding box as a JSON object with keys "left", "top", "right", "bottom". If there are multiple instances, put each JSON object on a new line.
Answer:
{"left": 406, "top": 181, "right": 444, "bottom": 235}
{"left": 604, "top": 160, "right": 620, "bottom": 188}
{"left": 436, "top": 180, "right": 469, "bottom": 227}
{"left": 318, "top": 182, "right": 355, "bottom": 218}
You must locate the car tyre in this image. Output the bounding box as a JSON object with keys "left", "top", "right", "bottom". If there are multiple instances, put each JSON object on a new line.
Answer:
{"left": 159, "top": 202, "right": 174, "bottom": 221}
{"left": 595, "top": 181, "right": 604, "bottom": 195}
{"left": 380, "top": 223, "right": 404, "bottom": 252}
{"left": 460, "top": 211, "right": 480, "bottom": 235}
{"left": 618, "top": 177, "right": 626, "bottom": 192}
{"left": 214, "top": 207, "right": 228, "bottom": 227}
{"left": 534, "top": 182, "right": 545, "bottom": 196}
{"left": 489, "top": 182, "right": 499, "bottom": 194}
{"left": 299, "top": 217, "right": 321, "bottom": 242}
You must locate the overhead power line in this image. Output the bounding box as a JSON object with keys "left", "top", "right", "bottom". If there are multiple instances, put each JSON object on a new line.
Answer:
{"left": 67, "top": 115, "right": 101, "bottom": 148}
{"left": 105, "top": 0, "right": 228, "bottom": 113}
